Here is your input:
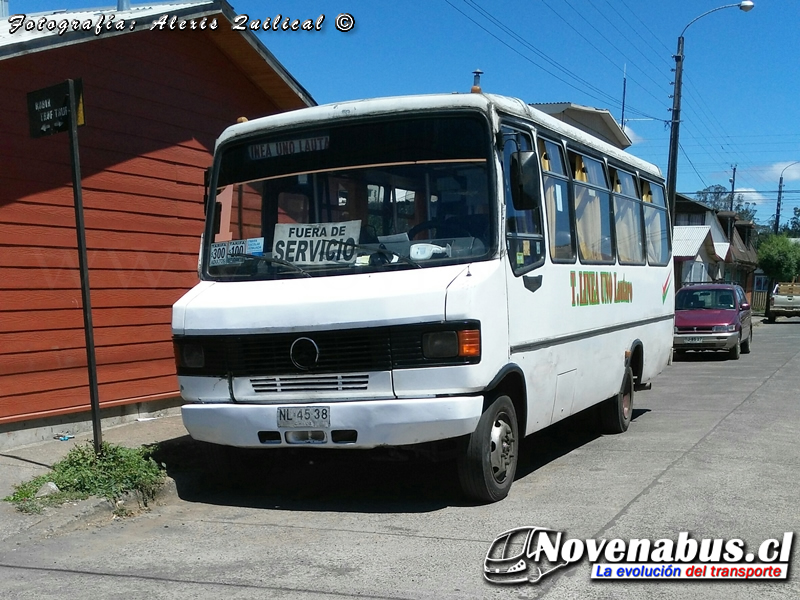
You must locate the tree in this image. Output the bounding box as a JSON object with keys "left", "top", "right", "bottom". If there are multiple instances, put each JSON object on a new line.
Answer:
{"left": 765, "top": 206, "right": 800, "bottom": 237}
{"left": 786, "top": 207, "right": 800, "bottom": 236}
{"left": 757, "top": 235, "right": 800, "bottom": 282}
{"left": 694, "top": 184, "right": 757, "bottom": 221}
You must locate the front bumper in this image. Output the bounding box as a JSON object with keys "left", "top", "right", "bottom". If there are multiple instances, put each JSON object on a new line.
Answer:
{"left": 181, "top": 396, "right": 484, "bottom": 449}
{"left": 673, "top": 331, "right": 738, "bottom": 351}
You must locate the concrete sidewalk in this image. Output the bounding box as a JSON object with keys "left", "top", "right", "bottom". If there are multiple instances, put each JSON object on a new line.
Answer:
{"left": 0, "top": 414, "right": 191, "bottom": 541}
{"left": 0, "top": 414, "right": 189, "bottom": 498}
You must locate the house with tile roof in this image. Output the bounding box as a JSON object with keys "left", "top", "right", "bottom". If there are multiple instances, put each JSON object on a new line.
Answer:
{"left": 673, "top": 194, "right": 758, "bottom": 299}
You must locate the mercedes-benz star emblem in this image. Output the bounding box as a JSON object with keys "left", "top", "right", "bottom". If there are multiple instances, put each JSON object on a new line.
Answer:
{"left": 290, "top": 337, "right": 319, "bottom": 371}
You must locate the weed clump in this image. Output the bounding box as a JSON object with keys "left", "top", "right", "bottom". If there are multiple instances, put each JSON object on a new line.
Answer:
{"left": 4, "top": 441, "right": 166, "bottom": 514}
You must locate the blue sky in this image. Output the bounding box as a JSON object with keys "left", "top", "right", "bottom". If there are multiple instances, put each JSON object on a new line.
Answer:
{"left": 10, "top": 0, "right": 800, "bottom": 224}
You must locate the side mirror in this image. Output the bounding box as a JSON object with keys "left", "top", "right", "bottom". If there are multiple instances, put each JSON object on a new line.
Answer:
{"left": 740, "top": 302, "right": 750, "bottom": 311}
{"left": 510, "top": 150, "right": 541, "bottom": 211}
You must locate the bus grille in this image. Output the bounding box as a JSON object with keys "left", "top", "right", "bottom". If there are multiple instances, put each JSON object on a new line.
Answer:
{"left": 250, "top": 374, "right": 370, "bottom": 393}
{"left": 175, "top": 321, "right": 480, "bottom": 377}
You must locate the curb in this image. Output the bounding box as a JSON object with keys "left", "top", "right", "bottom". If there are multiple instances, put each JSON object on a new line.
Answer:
{"left": 2, "top": 475, "right": 179, "bottom": 543}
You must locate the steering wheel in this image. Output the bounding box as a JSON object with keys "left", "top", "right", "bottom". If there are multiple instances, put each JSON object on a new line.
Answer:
{"left": 408, "top": 219, "right": 472, "bottom": 240}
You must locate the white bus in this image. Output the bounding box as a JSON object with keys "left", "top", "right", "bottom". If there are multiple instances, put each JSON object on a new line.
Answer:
{"left": 172, "top": 93, "right": 674, "bottom": 503}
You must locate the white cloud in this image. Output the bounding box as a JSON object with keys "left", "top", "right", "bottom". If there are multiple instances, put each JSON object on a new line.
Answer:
{"left": 735, "top": 187, "right": 769, "bottom": 206}
{"left": 623, "top": 125, "right": 644, "bottom": 145}
{"left": 767, "top": 161, "right": 800, "bottom": 182}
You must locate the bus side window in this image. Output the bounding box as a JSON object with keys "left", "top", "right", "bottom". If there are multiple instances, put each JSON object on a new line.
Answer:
{"left": 641, "top": 179, "right": 671, "bottom": 266}
{"left": 502, "top": 126, "right": 545, "bottom": 274}
{"left": 570, "top": 151, "right": 614, "bottom": 264}
{"left": 537, "top": 138, "right": 574, "bottom": 262}
{"left": 609, "top": 166, "right": 645, "bottom": 265}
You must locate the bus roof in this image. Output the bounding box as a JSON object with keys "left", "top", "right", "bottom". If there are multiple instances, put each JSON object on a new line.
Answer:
{"left": 216, "top": 93, "right": 662, "bottom": 180}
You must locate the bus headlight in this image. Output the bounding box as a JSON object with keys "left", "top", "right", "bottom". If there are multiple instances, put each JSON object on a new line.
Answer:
{"left": 423, "top": 331, "right": 458, "bottom": 358}
{"left": 422, "top": 329, "right": 481, "bottom": 359}
{"left": 174, "top": 340, "right": 205, "bottom": 368}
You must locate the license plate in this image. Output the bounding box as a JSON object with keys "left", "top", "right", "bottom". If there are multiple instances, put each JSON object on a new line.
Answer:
{"left": 277, "top": 406, "right": 330, "bottom": 428}
{"left": 685, "top": 337, "right": 703, "bottom": 343}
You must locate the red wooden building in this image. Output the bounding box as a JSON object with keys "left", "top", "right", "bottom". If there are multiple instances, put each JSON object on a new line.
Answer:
{"left": 0, "top": 1, "right": 313, "bottom": 438}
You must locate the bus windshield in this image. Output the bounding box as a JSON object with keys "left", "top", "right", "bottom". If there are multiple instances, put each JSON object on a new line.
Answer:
{"left": 205, "top": 114, "right": 495, "bottom": 280}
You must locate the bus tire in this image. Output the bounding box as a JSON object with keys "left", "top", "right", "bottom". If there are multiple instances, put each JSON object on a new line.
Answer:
{"left": 457, "top": 394, "right": 518, "bottom": 503}
{"left": 600, "top": 367, "right": 634, "bottom": 434}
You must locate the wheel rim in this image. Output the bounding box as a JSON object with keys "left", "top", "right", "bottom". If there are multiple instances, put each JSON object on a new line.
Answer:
{"left": 489, "top": 413, "right": 515, "bottom": 483}
{"left": 622, "top": 390, "right": 632, "bottom": 420}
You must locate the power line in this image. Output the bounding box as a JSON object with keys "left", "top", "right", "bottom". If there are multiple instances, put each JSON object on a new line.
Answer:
{"left": 447, "top": 0, "right": 664, "bottom": 122}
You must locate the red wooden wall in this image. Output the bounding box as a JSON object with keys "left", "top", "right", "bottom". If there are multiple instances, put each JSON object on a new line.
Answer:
{"left": 0, "top": 28, "right": 285, "bottom": 423}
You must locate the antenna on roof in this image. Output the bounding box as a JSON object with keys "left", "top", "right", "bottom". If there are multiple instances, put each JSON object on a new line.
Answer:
{"left": 471, "top": 69, "right": 483, "bottom": 94}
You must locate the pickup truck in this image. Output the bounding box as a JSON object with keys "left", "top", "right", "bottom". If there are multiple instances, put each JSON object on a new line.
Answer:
{"left": 766, "top": 282, "right": 800, "bottom": 322}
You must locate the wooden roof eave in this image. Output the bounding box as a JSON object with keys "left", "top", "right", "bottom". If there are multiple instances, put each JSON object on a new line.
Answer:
{"left": 208, "top": 3, "right": 316, "bottom": 112}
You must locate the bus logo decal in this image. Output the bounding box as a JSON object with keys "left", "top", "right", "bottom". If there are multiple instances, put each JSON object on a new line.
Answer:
{"left": 662, "top": 273, "right": 672, "bottom": 304}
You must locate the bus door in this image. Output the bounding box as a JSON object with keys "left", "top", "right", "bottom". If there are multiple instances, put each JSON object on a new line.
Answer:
{"left": 501, "top": 126, "right": 563, "bottom": 433}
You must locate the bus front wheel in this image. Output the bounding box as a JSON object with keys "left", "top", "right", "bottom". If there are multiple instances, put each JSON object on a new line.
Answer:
{"left": 457, "top": 394, "right": 518, "bottom": 503}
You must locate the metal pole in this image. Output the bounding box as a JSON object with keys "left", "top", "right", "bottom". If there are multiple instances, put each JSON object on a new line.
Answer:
{"left": 728, "top": 165, "right": 737, "bottom": 241}
{"left": 775, "top": 175, "right": 784, "bottom": 235}
{"left": 67, "top": 79, "right": 103, "bottom": 453}
{"left": 666, "top": 3, "right": 753, "bottom": 228}
{"left": 666, "top": 36, "right": 684, "bottom": 227}
{"left": 775, "top": 161, "right": 800, "bottom": 234}
{"left": 620, "top": 64, "right": 627, "bottom": 131}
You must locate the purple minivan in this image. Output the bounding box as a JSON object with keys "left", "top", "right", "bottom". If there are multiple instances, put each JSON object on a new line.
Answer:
{"left": 673, "top": 283, "right": 752, "bottom": 360}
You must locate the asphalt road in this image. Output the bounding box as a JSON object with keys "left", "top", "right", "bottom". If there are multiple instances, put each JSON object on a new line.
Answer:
{"left": 1, "top": 318, "right": 799, "bottom": 599}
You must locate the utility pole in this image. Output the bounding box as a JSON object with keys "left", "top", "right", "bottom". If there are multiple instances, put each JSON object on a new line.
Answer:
{"left": 620, "top": 64, "right": 627, "bottom": 131}
{"left": 666, "top": 2, "right": 754, "bottom": 226}
{"left": 727, "top": 165, "right": 737, "bottom": 242}
{"left": 775, "top": 176, "right": 784, "bottom": 235}
{"left": 775, "top": 161, "right": 800, "bottom": 234}
{"left": 666, "top": 36, "right": 685, "bottom": 227}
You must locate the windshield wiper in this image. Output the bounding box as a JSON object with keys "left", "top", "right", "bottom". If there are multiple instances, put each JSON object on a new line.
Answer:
{"left": 344, "top": 241, "right": 422, "bottom": 269}
{"left": 237, "top": 253, "right": 312, "bottom": 277}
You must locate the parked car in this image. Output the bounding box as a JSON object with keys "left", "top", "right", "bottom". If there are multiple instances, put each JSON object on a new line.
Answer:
{"left": 766, "top": 281, "right": 800, "bottom": 323}
{"left": 673, "top": 283, "right": 752, "bottom": 360}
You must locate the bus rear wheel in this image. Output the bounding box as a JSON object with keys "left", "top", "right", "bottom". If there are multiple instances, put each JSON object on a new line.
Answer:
{"left": 457, "top": 394, "right": 518, "bottom": 503}
{"left": 599, "top": 367, "right": 634, "bottom": 434}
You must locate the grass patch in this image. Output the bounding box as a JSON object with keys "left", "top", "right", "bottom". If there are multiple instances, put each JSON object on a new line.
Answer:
{"left": 4, "top": 441, "right": 166, "bottom": 515}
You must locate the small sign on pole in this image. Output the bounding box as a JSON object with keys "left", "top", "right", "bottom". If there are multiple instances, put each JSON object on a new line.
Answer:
{"left": 27, "top": 79, "right": 85, "bottom": 138}
{"left": 27, "top": 79, "right": 102, "bottom": 454}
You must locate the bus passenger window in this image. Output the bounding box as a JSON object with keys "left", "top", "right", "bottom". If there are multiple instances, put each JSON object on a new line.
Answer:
{"left": 570, "top": 152, "right": 613, "bottom": 264}
{"left": 537, "top": 138, "right": 573, "bottom": 262}
{"left": 609, "top": 167, "right": 644, "bottom": 265}
{"left": 641, "top": 180, "right": 670, "bottom": 266}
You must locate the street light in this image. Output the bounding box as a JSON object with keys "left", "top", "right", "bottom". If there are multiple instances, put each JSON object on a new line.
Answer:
{"left": 775, "top": 161, "right": 800, "bottom": 234}
{"left": 666, "top": 1, "right": 754, "bottom": 225}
